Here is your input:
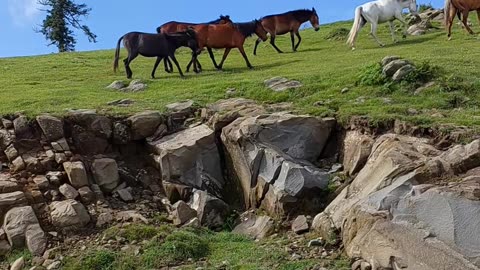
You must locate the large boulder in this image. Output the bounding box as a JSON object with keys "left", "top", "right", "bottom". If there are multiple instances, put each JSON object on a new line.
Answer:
{"left": 92, "top": 158, "right": 120, "bottom": 193}
{"left": 0, "top": 192, "right": 27, "bottom": 216}
{"left": 36, "top": 115, "right": 64, "bottom": 141}
{"left": 205, "top": 98, "right": 266, "bottom": 131}
{"left": 50, "top": 200, "right": 90, "bottom": 229}
{"left": 149, "top": 124, "right": 224, "bottom": 197}
{"left": 63, "top": 162, "right": 89, "bottom": 188}
{"left": 0, "top": 177, "right": 22, "bottom": 193}
{"left": 221, "top": 113, "right": 334, "bottom": 210}
{"left": 233, "top": 212, "right": 274, "bottom": 239}
{"left": 127, "top": 111, "right": 162, "bottom": 140}
{"left": 3, "top": 206, "right": 47, "bottom": 255}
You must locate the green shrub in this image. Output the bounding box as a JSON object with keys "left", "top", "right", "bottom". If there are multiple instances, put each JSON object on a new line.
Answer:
{"left": 64, "top": 250, "right": 116, "bottom": 270}
{"left": 356, "top": 63, "right": 387, "bottom": 86}
{"left": 324, "top": 28, "right": 350, "bottom": 41}
{"left": 418, "top": 3, "right": 434, "bottom": 13}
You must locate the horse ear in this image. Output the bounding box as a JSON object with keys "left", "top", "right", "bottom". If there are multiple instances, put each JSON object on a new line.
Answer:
{"left": 312, "top": 7, "right": 316, "bottom": 12}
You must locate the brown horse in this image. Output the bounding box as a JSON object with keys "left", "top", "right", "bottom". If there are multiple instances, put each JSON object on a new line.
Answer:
{"left": 445, "top": 0, "right": 480, "bottom": 39}
{"left": 253, "top": 8, "right": 320, "bottom": 55}
{"left": 157, "top": 15, "right": 232, "bottom": 72}
{"left": 186, "top": 20, "right": 268, "bottom": 71}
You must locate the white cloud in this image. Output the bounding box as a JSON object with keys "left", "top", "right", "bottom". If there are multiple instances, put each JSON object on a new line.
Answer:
{"left": 8, "top": 0, "right": 42, "bottom": 26}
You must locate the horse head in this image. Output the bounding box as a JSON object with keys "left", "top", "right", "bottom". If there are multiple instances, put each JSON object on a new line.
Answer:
{"left": 399, "top": 0, "right": 417, "bottom": 14}
{"left": 311, "top": 7, "right": 320, "bottom": 31}
{"left": 254, "top": 19, "right": 268, "bottom": 41}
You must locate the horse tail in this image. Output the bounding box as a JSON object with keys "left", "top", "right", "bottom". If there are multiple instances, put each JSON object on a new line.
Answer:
{"left": 444, "top": 0, "right": 452, "bottom": 26}
{"left": 113, "top": 35, "right": 124, "bottom": 73}
{"left": 347, "top": 6, "right": 364, "bottom": 47}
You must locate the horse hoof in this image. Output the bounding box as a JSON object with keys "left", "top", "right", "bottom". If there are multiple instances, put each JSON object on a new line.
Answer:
{"left": 448, "top": 36, "right": 452, "bottom": 41}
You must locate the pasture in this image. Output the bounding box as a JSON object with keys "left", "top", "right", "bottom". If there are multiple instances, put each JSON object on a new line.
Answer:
{"left": 1, "top": 18, "right": 480, "bottom": 127}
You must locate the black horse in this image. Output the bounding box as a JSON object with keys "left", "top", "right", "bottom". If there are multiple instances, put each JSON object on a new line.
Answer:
{"left": 113, "top": 29, "right": 198, "bottom": 79}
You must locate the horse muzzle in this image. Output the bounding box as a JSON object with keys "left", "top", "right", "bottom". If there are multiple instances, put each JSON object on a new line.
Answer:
{"left": 314, "top": 27, "right": 320, "bottom": 32}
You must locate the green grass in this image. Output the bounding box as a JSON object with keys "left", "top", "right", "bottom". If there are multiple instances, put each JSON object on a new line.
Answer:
{"left": 2, "top": 18, "right": 480, "bottom": 127}
{"left": 62, "top": 225, "right": 350, "bottom": 270}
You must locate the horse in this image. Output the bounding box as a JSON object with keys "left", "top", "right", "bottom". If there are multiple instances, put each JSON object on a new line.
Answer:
{"left": 346, "top": 0, "right": 418, "bottom": 50}
{"left": 157, "top": 15, "right": 232, "bottom": 73}
{"left": 185, "top": 20, "right": 268, "bottom": 72}
{"left": 113, "top": 29, "right": 198, "bottom": 79}
{"left": 253, "top": 8, "right": 320, "bottom": 55}
{"left": 445, "top": 0, "right": 480, "bottom": 39}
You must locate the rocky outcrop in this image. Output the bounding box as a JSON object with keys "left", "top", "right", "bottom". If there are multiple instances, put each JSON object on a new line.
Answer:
{"left": 342, "top": 130, "right": 374, "bottom": 176}
{"left": 221, "top": 113, "right": 335, "bottom": 214}
{"left": 150, "top": 124, "right": 224, "bottom": 197}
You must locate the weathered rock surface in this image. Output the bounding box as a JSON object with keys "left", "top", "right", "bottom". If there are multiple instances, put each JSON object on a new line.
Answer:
{"left": 3, "top": 206, "right": 46, "bottom": 255}
{"left": 264, "top": 77, "right": 303, "bottom": 92}
{"left": 92, "top": 158, "right": 120, "bottom": 193}
{"left": 291, "top": 215, "right": 309, "bottom": 234}
{"left": 50, "top": 200, "right": 90, "bottom": 229}
{"left": 36, "top": 115, "right": 64, "bottom": 141}
{"left": 190, "top": 190, "right": 229, "bottom": 229}
{"left": 206, "top": 98, "right": 266, "bottom": 131}
{"left": 150, "top": 124, "right": 224, "bottom": 197}
{"left": 171, "top": 200, "right": 197, "bottom": 226}
{"left": 382, "top": 59, "right": 411, "bottom": 77}
{"left": 0, "top": 191, "right": 27, "bottom": 214}
{"left": 342, "top": 131, "right": 374, "bottom": 176}
{"left": 59, "top": 184, "right": 79, "bottom": 199}
{"left": 233, "top": 212, "right": 274, "bottom": 239}
{"left": 0, "top": 178, "right": 21, "bottom": 193}
{"left": 128, "top": 111, "right": 162, "bottom": 140}
{"left": 63, "top": 162, "right": 89, "bottom": 189}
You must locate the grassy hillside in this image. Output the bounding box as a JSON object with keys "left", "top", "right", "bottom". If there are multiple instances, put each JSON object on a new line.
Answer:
{"left": 2, "top": 19, "right": 480, "bottom": 127}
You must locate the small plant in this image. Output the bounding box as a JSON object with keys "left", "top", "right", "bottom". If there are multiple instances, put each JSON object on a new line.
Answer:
{"left": 324, "top": 28, "right": 350, "bottom": 41}
{"left": 64, "top": 250, "right": 116, "bottom": 270}
{"left": 356, "top": 63, "right": 387, "bottom": 86}
{"left": 418, "top": 3, "right": 434, "bottom": 13}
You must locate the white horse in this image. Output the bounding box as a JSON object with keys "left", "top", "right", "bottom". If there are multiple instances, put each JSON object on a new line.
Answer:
{"left": 347, "top": 0, "right": 418, "bottom": 50}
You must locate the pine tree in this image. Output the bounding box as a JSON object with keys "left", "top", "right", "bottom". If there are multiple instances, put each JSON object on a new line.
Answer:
{"left": 37, "top": 0, "right": 97, "bottom": 52}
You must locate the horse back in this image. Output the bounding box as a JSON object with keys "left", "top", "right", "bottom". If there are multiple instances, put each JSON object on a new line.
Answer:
{"left": 195, "top": 24, "right": 241, "bottom": 49}
{"left": 261, "top": 14, "right": 297, "bottom": 35}
{"left": 451, "top": 0, "right": 480, "bottom": 10}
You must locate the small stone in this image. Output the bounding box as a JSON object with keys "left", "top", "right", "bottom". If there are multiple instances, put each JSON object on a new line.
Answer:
{"left": 116, "top": 188, "right": 134, "bottom": 202}
{"left": 33, "top": 176, "right": 50, "bottom": 190}
{"left": 59, "top": 183, "right": 79, "bottom": 199}
{"left": 10, "top": 256, "right": 25, "bottom": 270}
{"left": 5, "top": 144, "right": 19, "bottom": 161}
{"left": 106, "top": 80, "right": 126, "bottom": 90}
{"left": 226, "top": 88, "right": 236, "bottom": 97}
{"left": 45, "top": 150, "right": 55, "bottom": 160}
{"left": 172, "top": 201, "right": 197, "bottom": 226}
{"left": 11, "top": 156, "right": 25, "bottom": 172}
{"left": 56, "top": 138, "right": 70, "bottom": 151}
{"left": 292, "top": 215, "right": 309, "bottom": 234}
{"left": 78, "top": 186, "right": 95, "bottom": 204}
{"left": 54, "top": 153, "right": 67, "bottom": 164}
{"left": 2, "top": 118, "right": 13, "bottom": 129}
{"left": 308, "top": 238, "right": 324, "bottom": 247}
{"left": 360, "top": 261, "right": 372, "bottom": 270}
{"left": 407, "top": 108, "right": 419, "bottom": 115}
{"left": 46, "top": 261, "right": 61, "bottom": 270}
{"left": 341, "top": 87, "right": 350, "bottom": 94}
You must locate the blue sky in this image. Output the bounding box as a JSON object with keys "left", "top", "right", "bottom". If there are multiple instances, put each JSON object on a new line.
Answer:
{"left": 1, "top": 0, "right": 442, "bottom": 57}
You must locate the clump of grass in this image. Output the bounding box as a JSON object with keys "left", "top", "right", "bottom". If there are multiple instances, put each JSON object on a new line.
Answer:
{"left": 356, "top": 63, "right": 387, "bottom": 86}
{"left": 142, "top": 229, "right": 210, "bottom": 268}
{"left": 400, "top": 61, "right": 441, "bottom": 90}
{"left": 64, "top": 249, "right": 116, "bottom": 270}
{"left": 324, "top": 28, "right": 350, "bottom": 41}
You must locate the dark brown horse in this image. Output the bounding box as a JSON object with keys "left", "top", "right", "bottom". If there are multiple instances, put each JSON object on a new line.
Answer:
{"left": 157, "top": 15, "right": 232, "bottom": 72}
{"left": 445, "top": 0, "right": 480, "bottom": 39}
{"left": 113, "top": 29, "right": 198, "bottom": 79}
{"left": 186, "top": 20, "right": 268, "bottom": 71}
{"left": 253, "top": 8, "right": 320, "bottom": 55}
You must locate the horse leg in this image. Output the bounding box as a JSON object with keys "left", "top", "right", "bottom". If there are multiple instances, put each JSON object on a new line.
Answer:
{"left": 447, "top": 5, "right": 457, "bottom": 40}
{"left": 238, "top": 46, "right": 253, "bottom": 69}
{"left": 151, "top": 56, "right": 164, "bottom": 79}
{"left": 394, "top": 13, "right": 408, "bottom": 39}
{"left": 369, "top": 21, "right": 385, "bottom": 47}
{"left": 294, "top": 31, "right": 302, "bottom": 51}
{"left": 477, "top": 10, "right": 480, "bottom": 27}
{"left": 290, "top": 32, "right": 296, "bottom": 52}
{"left": 217, "top": 48, "right": 232, "bottom": 70}
{"left": 254, "top": 37, "right": 262, "bottom": 55}
{"left": 124, "top": 51, "right": 138, "bottom": 79}
{"left": 207, "top": 48, "right": 219, "bottom": 69}
{"left": 270, "top": 35, "right": 284, "bottom": 53}
{"left": 163, "top": 57, "right": 173, "bottom": 73}
{"left": 169, "top": 54, "right": 184, "bottom": 78}
{"left": 461, "top": 10, "right": 475, "bottom": 35}
{"left": 388, "top": 21, "right": 398, "bottom": 43}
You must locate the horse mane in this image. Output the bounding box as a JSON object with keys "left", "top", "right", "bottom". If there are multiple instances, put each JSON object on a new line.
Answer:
{"left": 234, "top": 21, "right": 257, "bottom": 38}
{"left": 263, "top": 9, "right": 313, "bottom": 22}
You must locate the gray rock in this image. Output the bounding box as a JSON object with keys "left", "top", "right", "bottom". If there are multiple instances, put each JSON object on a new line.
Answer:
{"left": 311, "top": 212, "right": 336, "bottom": 242}
{"left": 172, "top": 200, "right": 197, "bottom": 226}
{"left": 54, "top": 153, "right": 67, "bottom": 164}
{"left": 125, "top": 80, "right": 147, "bottom": 92}
{"left": 206, "top": 98, "right": 266, "bottom": 132}
{"left": 0, "top": 178, "right": 21, "bottom": 193}
{"left": 0, "top": 239, "right": 11, "bottom": 255}
{"left": 63, "top": 162, "right": 89, "bottom": 188}
{"left": 10, "top": 256, "right": 25, "bottom": 270}
{"left": 92, "top": 158, "right": 120, "bottom": 193}
{"left": 58, "top": 184, "right": 79, "bottom": 199}
{"left": 382, "top": 59, "right": 410, "bottom": 77}
{"left": 264, "top": 77, "right": 303, "bottom": 92}
{"left": 116, "top": 188, "right": 134, "bottom": 202}
{"left": 50, "top": 200, "right": 90, "bottom": 228}
{"left": 11, "top": 156, "right": 25, "bottom": 172}
{"left": 274, "top": 161, "right": 329, "bottom": 197}
{"left": 4, "top": 206, "right": 46, "bottom": 255}
{"left": 107, "top": 99, "right": 134, "bottom": 107}
{"left": 190, "top": 190, "right": 229, "bottom": 229}
{"left": 127, "top": 111, "right": 162, "bottom": 140}
{"left": 392, "top": 64, "right": 416, "bottom": 82}
{"left": 343, "top": 131, "right": 374, "bottom": 176}
{"left": 113, "top": 122, "right": 131, "bottom": 144}
{"left": 183, "top": 217, "right": 201, "bottom": 228}
{"left": 150, "top": 125, "right": 223, "bottom": 196}
{"left": 36, "top": 115, "right": 64, "bottom": 141}
{"left": 13, "top": 115, "right": 34, "bottom": 139}
{"left": 33, "top": 176, "right": 50, "bottom": 190}
{"left": 0, "top": 191, "right": 27, "bottom": 213}
{"left": 292, "top": 215, "right": 309, "bottom": 234}
{"left": 45, "top": 171, "right": 65, "bottom": 186}
{"left": 166, "top": 100, "right": 195, "bottom": 113}
{"left": 46, "top": 261, "right": 61, "bottom": 270}
{"left": 78, "top": 186, "right": 95, "bottom": 204}
{"left": 5, "top": 144, "right": 18, "bottom": 161}
{"left": 233, "top": 212, "right": 274, "bottom": 240}
{"left": 106, "top": 80, "right": 126, "bottom": 90}
{"left": 381, "top": 56, "right": 401, "bottom": 67}
{"left": 2, "top": 118, "right": 13, "bottom": 129}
